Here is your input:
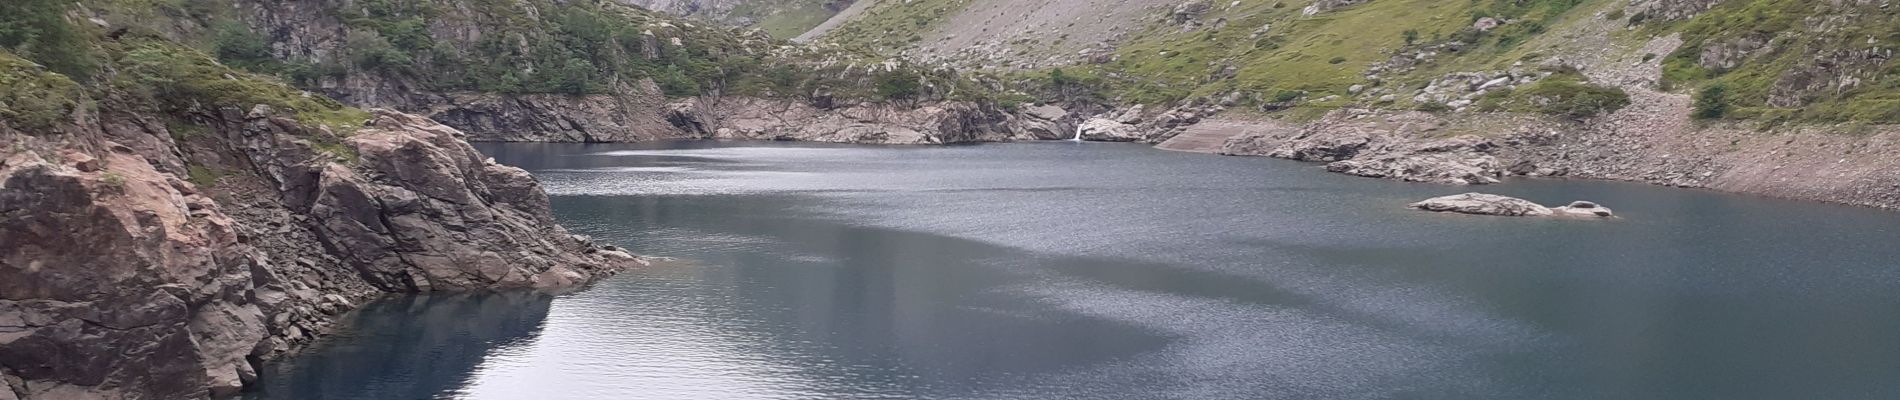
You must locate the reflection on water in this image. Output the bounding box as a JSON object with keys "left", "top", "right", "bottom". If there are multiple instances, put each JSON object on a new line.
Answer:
{"left": 251, "top": 141, "right": 1900, "bottom": 400}
{"left": 244, "top": 292, "right": 555, "bottom": 399}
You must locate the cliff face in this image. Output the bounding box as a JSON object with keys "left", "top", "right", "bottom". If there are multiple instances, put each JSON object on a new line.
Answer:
{"left": 227, "top": 0, "right": 694, "bottom": 143}
{"left": 211, "top": 0, "right": 1069, "bottom": 145}
{"left": 665, "top": 97, "right": 1077, "bottom": 144}
{"left": 0, "top": 53, "right": 639, "bottom": 398}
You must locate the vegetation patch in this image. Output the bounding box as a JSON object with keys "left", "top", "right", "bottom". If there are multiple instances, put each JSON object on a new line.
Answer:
{"left": 1092, "top": 0, "right": 1600, "bottom": 106}
{"left": 1510, "top": 74, "right": 1630, "bottom": 119}
{"left": 1660, "top": 0, "right": 1900, "bottom": 123}
{"left": 0, "top": 51, "right": 86, "bottom": 129}
{"left": 116, "top": 40, "right": 370, "bottom": 132}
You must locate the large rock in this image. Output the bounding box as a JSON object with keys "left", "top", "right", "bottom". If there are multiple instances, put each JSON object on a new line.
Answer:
{"left": 1411, "top": 193, "right": 1615, "bottom": 218}
{"left": 1077, "top": 118, "right": 1142, "bottom": 142}
{"left": 1410, "top": 193, "right": 1553, "bottom": 216}
{"left": 1552, "top": 200, "right": 1615, "bottom": 217}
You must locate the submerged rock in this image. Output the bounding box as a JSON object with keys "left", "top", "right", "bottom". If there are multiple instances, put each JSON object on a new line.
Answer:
{"left": 1410, "top": 193, "right": 1615, "bottom": 218}
{"left": 1552, "top": 201, "right": 1615, "bottom": 217}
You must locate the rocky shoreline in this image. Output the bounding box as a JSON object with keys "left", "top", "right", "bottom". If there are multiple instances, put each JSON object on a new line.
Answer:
{"left": 1, "top": 106, "right": 643, "bottom": 399}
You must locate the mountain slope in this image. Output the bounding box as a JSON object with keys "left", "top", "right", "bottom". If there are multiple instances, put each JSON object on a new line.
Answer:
{"left": 774, "top": 0, "right": 1900, "bottom": 208}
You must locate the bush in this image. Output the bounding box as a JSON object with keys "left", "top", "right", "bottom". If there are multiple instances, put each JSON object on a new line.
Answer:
{"left": 344, "top": 30, "right": 414, "bottom": 72}
{"left": 1048, "top": 68, "right": 1074, "bottom": 86}
{"left": 1693, "top": 84, "right": 1729, "bottom": 119}
{"left": 214, "top": 22, "right": 280, "bottom": 72}
{"left": 873, "top": 71, "right": 921, "bottom": 100}
{"left": 1270, "top": 90, "right": 1302, "bottom": 103}
{"left": 652, "top": 66, "right": 701, "bottom": 97}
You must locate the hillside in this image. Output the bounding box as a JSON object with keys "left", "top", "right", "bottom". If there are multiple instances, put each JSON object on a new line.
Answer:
{"left": 757, "top": 0, "right": 1900, "bottom": 208}
{"left": 619, "top": 0, "right": 851, "bottom": 39}
{"left": 804, "top": 0, "right": 1896, "bottom": 124}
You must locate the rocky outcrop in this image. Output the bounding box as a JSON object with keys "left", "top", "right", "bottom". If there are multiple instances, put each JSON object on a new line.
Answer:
{"left": 1302, "top": 0, "right": 1373, "bottom": 16}
{"left": 1320, "top": 135, "right": 1503, "bottom": 185}
{"left": 306, "top": 111, "right": 640, "bottom": 290}
{"left": 1072, "top": 102, "right": 1222, "bottom": 144}
{"left": 1410, "top": 193, "right": 1614, "bottom": 218}
{"left": 1625, "top": 0, "right": 1724, "bottom": 21}
{"left": 0, "top": 101, "right": 640, "bottom": 400}
{"left": 1229, "top": 111, "right": 1521, "bottom": 185}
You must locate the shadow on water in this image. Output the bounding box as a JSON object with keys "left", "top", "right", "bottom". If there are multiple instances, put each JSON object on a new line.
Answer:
{"left": 242, "top": 292, "right": 557, "bottom": 400}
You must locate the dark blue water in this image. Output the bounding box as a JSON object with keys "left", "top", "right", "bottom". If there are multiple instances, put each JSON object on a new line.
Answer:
{"left": 249, "top": 141, "right": 1900, "bottom": 399}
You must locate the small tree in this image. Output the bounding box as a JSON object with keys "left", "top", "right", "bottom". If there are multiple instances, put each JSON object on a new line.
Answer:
{"left": 551, "top": 58, "right": 596, "bottom": 95}
{"left": 1048, "top": 68, "right": 1078, "bottom": 100}
{"left": 1693, "top": 84, "right": 1729, "bottom": 119}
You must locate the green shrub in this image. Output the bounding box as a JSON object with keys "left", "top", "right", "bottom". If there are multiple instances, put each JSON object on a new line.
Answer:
{"left": 1694, "top": 84, "right": 1730, "bottom": 119}
{"left": 1271, "top": 90, "right": 1302, "bottom": 103}
{"left": 652, "top": 66, "right": 701, "bottom": 97}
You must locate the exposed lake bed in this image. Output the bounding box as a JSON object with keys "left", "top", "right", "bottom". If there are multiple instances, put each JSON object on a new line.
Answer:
{"left": 247, "top": 141, "right": 1900, "bottom": 400}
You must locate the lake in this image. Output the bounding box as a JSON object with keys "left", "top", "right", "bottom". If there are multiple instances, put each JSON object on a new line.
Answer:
{"left": 246, "top": 140, "right": 1900, "bottom": 399}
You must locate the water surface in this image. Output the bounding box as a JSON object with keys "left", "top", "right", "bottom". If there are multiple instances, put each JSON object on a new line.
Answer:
{"left": 249, "top": 141, "right": 1900, "bottom": 400}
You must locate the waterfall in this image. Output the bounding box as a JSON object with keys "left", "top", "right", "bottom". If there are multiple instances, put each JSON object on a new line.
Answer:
{"left": 1070, "top": 127, "right": 1084, "bottom": 142}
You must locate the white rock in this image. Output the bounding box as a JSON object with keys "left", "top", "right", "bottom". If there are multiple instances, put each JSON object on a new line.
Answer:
{"left": 1410, "top": 193, "right": 1552, "bottom": 216}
